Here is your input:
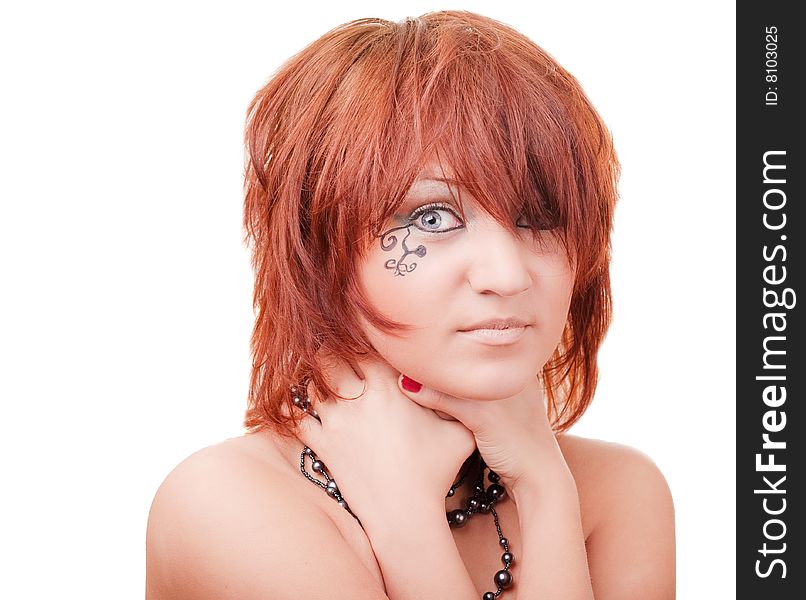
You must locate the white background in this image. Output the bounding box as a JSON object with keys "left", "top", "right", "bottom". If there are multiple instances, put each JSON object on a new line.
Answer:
{"left": 0, "top": 1, "right": 735, "bottom": 597}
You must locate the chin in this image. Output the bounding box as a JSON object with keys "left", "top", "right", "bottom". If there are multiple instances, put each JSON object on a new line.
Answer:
{"left": 382, "top": 343, "right": 544, "bottom": 400}
{"left": 433, "top": 365, "right": 540, "bottom": 402}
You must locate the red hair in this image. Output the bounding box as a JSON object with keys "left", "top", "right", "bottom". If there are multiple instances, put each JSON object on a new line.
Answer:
{"left": 242, "top": 10, "right": 620, "bottom": 439}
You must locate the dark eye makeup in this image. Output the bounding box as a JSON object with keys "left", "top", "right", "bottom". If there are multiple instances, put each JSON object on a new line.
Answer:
{"left": 407, "top": 202, "right": 464, "bottom": 233}
{"left": 406, "top": 201, "right": 547, "bottom": 233}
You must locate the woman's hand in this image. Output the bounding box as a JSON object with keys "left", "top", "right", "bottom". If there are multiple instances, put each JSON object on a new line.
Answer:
{"left": 292, "top": 353, "right": 477, "bottom": 533}
{"left": 397, "top": 373, "right": 571, "bottom": 494}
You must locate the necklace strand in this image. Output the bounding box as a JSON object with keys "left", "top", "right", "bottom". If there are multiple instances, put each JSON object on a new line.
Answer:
{"left": 292, "top": 381, "right": 515, "bottom": 599}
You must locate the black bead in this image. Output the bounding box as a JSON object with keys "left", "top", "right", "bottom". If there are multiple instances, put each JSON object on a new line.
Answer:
{"left": 467, "top": 497, "right": 480, "bottom": 511}
{"left": 502, "top": 552, "right": 514, "bottom": 565}
{"left": 312, "top": 460, "right": 325, "bottom": 473}
{"left": 483, "top": 593, "right": 496, "bottom": 600}
{"left": 449, "top": 509, "right": 468, "bottom": 528}
{"left": 494, "top": 569, "right": 513, "bottom": 588}
{"left": 478, "top": 501, "right": 490, "bottom": 514}
{"left": 488, "top": 471, "right": 500, "bottom": 483}
{"left": 486, "top": 483, "right": 506, "bottom": 503}
{"left": 499, "top": 537, "right": 508, "bottom": 548}
{"left": 447, "top": 488, "right": 455, "bottom": 497}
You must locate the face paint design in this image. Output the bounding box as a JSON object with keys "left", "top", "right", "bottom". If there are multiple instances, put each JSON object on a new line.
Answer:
{"left": 377, "top": 224, "right": 427, "bottom": 277}
{"left": 375, "top": 194, "right": 555, "bottom": 278}
{"left": 375, "top": 200, "right": 463, "bottom": 277}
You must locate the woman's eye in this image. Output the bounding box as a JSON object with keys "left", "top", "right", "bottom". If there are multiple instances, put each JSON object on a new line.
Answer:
{"left": 516, "top": 214, "right": 543, "bottom": 230}
{"left": 406, "top": 204, "right": 558, "bottom": 233}
{"left": 516, "top": 213, "right": 559, "bottom": 231}
{"left": 408, "top": 203, "right": 464, "bottom": 233}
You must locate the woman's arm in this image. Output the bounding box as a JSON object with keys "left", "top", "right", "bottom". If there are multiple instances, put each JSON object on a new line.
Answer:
{"left": 510, "top": 465, "right": 594, "bottom": 599}
{"left": 362, "top": 501, "right": 479, "bottom": 600}
{"left": 146, "top": 447, "right": 391, "bottom": 600}
{"left": 361, "top": 461, "right": 593, "bottom": 600}
{"left": 367, "top": 451, "right": 676, "bottom": 600}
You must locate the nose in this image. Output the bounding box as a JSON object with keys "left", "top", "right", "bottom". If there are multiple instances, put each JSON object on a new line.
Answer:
{"left": 466, "top": 222, "right": 532, "bottom": 296}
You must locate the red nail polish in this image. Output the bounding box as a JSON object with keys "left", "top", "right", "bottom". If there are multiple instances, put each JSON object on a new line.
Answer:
{"left": 401, "top": 375, "right": 422, "bottom": 393}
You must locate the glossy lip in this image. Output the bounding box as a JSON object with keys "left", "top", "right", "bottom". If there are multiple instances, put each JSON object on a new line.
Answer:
{"left": 457, "top": 325, "right": 529, "bottom": 346}
{"left": 458, "top": 317, "right": 530, "bottom": 332}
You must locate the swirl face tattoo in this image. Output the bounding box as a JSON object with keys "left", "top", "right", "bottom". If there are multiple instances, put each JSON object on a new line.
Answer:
{"left": 374, "top": 199, "right": 537, "bottom": 277}
{"left": 377, "top": 224, "right": 427, "bottom": 277}
{"left": 375, "top": 199, "right": 464, "bottom": 277}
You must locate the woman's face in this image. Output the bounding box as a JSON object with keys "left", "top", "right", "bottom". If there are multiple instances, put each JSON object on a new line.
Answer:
{"left": 355, "top": 159, "right": 575, "bottom": 402}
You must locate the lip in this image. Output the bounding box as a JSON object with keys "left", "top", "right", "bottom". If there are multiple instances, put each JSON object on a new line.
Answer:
{"left": 458, "top": 317, "right": 530, "bottom": 332}
{"left": 457, "top": 325, "right": 529, "bottom": 346}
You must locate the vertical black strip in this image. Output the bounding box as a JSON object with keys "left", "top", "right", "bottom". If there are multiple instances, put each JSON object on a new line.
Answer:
{"left": 737, "top": 2, "right": 804, "bottom": 598}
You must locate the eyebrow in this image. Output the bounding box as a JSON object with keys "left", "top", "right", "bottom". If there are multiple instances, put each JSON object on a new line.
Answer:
{"left": 405, "top": 177, "right": 464, "bottom": 198}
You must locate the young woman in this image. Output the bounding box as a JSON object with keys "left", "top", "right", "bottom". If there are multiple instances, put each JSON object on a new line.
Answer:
{"left": 146, "top": 10, "right": 675, "bottom": 599}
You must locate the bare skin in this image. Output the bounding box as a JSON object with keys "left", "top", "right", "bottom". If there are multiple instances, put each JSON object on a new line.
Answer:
{"left": 146, "top": 159, "right": 675, "bottom": 598}
{"left": 145, "top": 427, "right": 675, "bottom": 599}
{"left": 146, "top": 342, "right": 672, "bottom": 600}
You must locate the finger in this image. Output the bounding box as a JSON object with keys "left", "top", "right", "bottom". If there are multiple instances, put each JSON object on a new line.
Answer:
{"left": 397, "top": 374, "right": 484, "bottom": 431}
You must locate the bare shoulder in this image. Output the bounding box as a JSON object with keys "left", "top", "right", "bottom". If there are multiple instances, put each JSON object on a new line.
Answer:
{"left": 555, "top": 433, "right": 673, "bottom": 506}
{"left": 145, "top": 434, "right": 388, "bottom": 600}
{"left": 557, "top": 433, "right": 676, "bottom": 599}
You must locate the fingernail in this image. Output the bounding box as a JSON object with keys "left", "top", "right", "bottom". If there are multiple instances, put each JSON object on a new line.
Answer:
{"left": 401, "top": 375, "right": 422, "bottom": 393}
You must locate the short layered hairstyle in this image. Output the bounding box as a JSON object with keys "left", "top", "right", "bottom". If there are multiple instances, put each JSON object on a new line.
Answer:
{"left": 242, "top": 10, "right": 620, "bottom": 439}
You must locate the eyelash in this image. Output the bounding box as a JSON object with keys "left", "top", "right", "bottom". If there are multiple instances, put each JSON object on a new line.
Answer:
{"left": 407, "top": 202, "right": 539, "bottom": 233}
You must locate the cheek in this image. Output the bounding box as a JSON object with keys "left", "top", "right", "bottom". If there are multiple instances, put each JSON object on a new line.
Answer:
{"left": 358, "top": 245, "right": 451, "bottom": 365}
{"left": 544, "top": 268, "right": 574, "bottom": 332}
{"left": 360, "top": 240, "right": 447, "bottom": 323}
{"left": 557, "top": 273, "right": 575, "bottom": 319}
{"left": 536, "top": 275, "right": 574, "bottom": 369}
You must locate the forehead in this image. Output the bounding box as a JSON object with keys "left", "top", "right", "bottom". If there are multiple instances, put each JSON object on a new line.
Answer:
{"left": 405, "top": 159, "right": 464, "bottom": 198}
{"left": 417, "top": 157, "right": 453, "bottom": 179}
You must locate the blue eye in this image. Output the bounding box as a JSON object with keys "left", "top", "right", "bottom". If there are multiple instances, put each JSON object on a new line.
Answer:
{"left": 408, "top": 203, "right": 464, "bottom": 233}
